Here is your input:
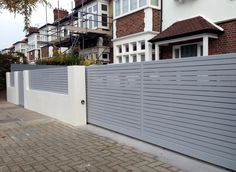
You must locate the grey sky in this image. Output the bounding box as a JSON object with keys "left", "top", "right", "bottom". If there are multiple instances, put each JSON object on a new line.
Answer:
{"left": 0, "top": 0, "right": 73, "bottom": 50}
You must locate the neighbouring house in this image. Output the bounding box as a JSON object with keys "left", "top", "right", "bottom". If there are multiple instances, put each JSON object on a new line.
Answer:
{"left": 50, "top": 0, "right": 113, "bottom": 64}
{"left": 26, "top": 27, "right": 40, "bottom": 63}
{"left": 112, "top": 0, "right": 160, "bottom": 63}
{"left": 38, "top": 24, "right": 57, "bottom": 59}
{"left": 149, "top": 0, "right": 236, "bottom": 60}
{"left": 13, "top": 39, "right": 28, "bottom": 57}
{"left": 0, "top": 46, "right": 14, "bottom": 54}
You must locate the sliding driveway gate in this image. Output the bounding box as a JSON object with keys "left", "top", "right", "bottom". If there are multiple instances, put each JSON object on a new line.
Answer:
{"left": 87, "top": 54, "right": 236, "bottom": 171}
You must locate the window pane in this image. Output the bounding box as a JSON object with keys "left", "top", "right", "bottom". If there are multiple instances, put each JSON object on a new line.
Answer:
{"left": 89, "top": 16, "right": 92, "bottom": 28}
{"left": 141, "top": 54, "right": 145, "bottom": 61}
{"left": 102, "top": 14, "right": 108, "bottom": 27}
{"left": 125, "top": 56, "right": 129, "bottom": 63}
{"left": 174, "top": 48, "right": 180, "bottom": 58}
{"left": 151, "top": 0, "right": 158, "bottom": 6}
{"left": 152, "top": 53, "right": 155, "bottom": 61}
{"left": 181, "top": 44, "right": 198, "bottom": 58}
{"left": 102, "top": 4, "right": 108, "bottom": 11}
{"left": 118, "top": 56, "right": 122, "bottom": 63}
{"left": 133, "top": 55, "right": 137, "bottom": 62}
{"left": 139, "top": 0, "right": 146, "bottom": 7}
{"left": 88, "top": 7, "right": 92, "bottom": 13}
{"left": 94, "top": 15, "right": 98, "bottom": 27}
{"left": 200, "top": 45, "right": 203, "bottom": 56}
{"left": 93, "top": 5, "right": 97, "bottom": 12}
{"left": 132, "top": 43, "right": 137, "bottom": 51}
{"left": 130, "top": 0, "right": 137, "bottom": 10}
{"left": 141, "top": 41, "right": 145, "bottom": 50}
{"left": 103, "top": 54, "right": 108, "bottom": 59}
{"left": 122, "top": 0, "right": 129, "bottom": 13}
{"left": 115, "top": 0, "right": 121, "bottom": 16}
{"left": 125, "top": 44, "right": 129, "bottom": 52}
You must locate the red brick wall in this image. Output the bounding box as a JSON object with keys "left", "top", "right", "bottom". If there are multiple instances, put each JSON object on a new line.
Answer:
{"left": 153, "top": 10, "right": 161, "bottom": 32}
{"left": 116, "top": 10, "right": 144, "bottom": 38}
{"left": 160, "top": 45, "right": 172, "bottom": 60}
{"left": 209, "top": 19, "right": 236, "bottom": 55}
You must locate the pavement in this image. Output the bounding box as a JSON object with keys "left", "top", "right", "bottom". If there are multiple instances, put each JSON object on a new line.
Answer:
{"left": 0, "top": 101, "right": 184, "bottom": 172}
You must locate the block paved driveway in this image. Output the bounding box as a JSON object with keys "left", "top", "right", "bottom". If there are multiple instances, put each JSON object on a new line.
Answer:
{"left": 0, "top": 102, "right": 184, "bottom": 172}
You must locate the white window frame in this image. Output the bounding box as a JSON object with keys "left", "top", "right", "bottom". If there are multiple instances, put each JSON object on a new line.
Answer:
{"left": 172, "top": 42, "right": 203, "bottom": 59}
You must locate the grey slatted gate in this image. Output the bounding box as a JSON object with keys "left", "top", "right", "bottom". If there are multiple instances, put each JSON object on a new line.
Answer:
{"left": 87, "top": 53, "right": 236, "bottom": 171}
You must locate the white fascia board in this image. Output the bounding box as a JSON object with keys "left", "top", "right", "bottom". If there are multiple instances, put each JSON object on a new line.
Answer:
{"left": 156, "top": 33, "right": 218, "bottom": 45}
{"left": 112, "top": 31, "right": 159, "bottom": 43}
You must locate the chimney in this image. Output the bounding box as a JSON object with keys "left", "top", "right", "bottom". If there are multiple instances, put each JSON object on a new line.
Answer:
{"left": 53, "top": 8, "right": 69, "bottom": 21}
{"left": 28, "top": 27, "right": 39, "bottom": 34}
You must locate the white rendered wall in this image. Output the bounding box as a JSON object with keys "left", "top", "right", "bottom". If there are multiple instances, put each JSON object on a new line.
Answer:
{"left": 162, "top": 0, "right": 236, "bottom": 29}
{"left": 23, "top": 66, "right": 87, "bottom": 126}
{"left": 6, "top": 72, "right": 20, "bottom": 105}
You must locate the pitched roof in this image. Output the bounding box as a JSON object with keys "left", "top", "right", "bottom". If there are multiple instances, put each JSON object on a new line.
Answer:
{"left": 13, "top": 38, "right": 28, "bottom": 45}
{"left": 26, "top": 27, "right": 39, "bottom": 37}
{"left": 149, "top": 16, "right": 224, "bottom": 43}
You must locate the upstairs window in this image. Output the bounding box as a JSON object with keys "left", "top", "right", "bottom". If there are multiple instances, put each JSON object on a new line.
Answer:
{"left": 115, "top": 0, "right": 158, "bottom": 17}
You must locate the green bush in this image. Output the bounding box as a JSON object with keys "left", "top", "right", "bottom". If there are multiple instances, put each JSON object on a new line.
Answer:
{"left": 36, "top": 53, "right": 97, "bottom": 66}
{"left": 0, "top": 52, "right": 27, "bottom": 90}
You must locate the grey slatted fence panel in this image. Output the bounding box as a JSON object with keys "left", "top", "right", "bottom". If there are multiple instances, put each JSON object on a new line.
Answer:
{"left": 87, "top": 63, "right": 142, "bottom": 137}
{"left": 10, "top": 72, "right": 14, "bottom": 87}
{"left": 29, "top": 67, "right": 68, "bottom": 94}
{"left": 142, "top": 55, "right": 236, "bottom": 170}
{"left": 87, "top": 53, "right": 236, "bottom": 171}
{"left": 11, "top": 64, "right": 62, "bottom": 72}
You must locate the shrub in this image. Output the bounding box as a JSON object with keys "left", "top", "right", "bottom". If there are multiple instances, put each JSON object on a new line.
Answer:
{"left": 36, "top": 53, "right": 97, "bottom": 66}
{"left": 0, "top": 52, "right": 27, "bottom": 90}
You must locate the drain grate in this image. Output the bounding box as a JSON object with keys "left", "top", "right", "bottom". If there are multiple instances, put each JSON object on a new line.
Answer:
{"left": 0, "top": 118, "right": 20, "bottom": 123}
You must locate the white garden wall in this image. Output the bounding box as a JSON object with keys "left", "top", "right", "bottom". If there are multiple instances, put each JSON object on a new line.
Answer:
{"left": 6, "top": 72, "right": 20, "bottom": 105}
{"left": 23, "top": 66, "right": 86, "bottom": 126}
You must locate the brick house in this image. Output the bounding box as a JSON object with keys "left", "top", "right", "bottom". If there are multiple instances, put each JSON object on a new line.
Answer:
{"left": 113, "top": 0, "right": 160, "bottom": 63}
{"left": 26, "top": 27, "right": 40, "bottom": 63}
{"left": 149, "top": 0, "right": 236, "bottom": 60}
{"left": 38, "top": 24, "right": 57, "bottom": 59}
{"left": 50, "top": 0, "right": 113, "bottom": 64}
{"left": 13, "top": 39, "right": 28, "bottom": 57}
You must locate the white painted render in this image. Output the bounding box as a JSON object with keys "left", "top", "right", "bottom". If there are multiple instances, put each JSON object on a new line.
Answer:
{"left": 6, "top": 72, "right": 20, "bottom": 105}
{"left": 23, "top": 66, "right": 87, "bottom": 126}
{"left": 162, "top": 0, "right": 236, "bottom": 29}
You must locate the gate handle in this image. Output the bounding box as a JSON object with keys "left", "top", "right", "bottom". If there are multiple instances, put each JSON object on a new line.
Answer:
{"left": 81, "top": 100, "right": 85, "bottom": 105}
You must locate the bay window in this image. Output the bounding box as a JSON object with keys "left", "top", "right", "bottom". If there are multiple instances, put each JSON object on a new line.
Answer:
{"left": 115, "top": 0, "right": 159, "bottom": 17}
{"left": 173, "top": 43, "right": 203, "bottom": 59}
